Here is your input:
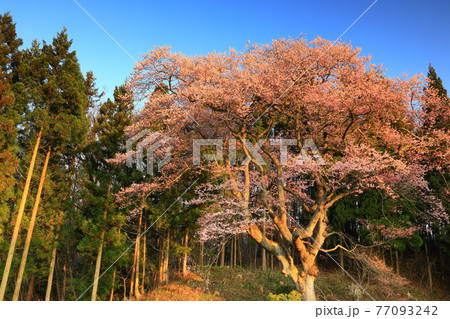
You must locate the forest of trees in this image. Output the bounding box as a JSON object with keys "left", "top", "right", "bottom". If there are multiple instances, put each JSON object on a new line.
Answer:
{"left": 0, "top": 12, "right": 449, "bottom": 301}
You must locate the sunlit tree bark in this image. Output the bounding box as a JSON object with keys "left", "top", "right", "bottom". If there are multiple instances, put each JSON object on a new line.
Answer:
{"left": 0, "top": 130, "right": 41, "bottom": 301}
{"left": 13, "top": 148, "right": 50, "bottom": 300}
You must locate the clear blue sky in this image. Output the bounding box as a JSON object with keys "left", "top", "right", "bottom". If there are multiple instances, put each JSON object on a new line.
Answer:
{"left": 1, "top": 0, "right": 449, "bottom": 100}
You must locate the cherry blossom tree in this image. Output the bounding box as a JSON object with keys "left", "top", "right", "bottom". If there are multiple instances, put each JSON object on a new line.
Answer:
{"left": 120, "top": 38, "right": 448, "bottom": 300}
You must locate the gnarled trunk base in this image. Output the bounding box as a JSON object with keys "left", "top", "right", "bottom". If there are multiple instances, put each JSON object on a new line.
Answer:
{"left": 283, "top": 263, "right": 317, "bottom": 301}
{"left": 301, "top": 275, "right": 317, "bottom": 301}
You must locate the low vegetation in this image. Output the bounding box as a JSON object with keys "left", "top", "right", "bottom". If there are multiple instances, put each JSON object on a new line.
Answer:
{"left": 142, "top": 266, "right": 447, "bottom": 301}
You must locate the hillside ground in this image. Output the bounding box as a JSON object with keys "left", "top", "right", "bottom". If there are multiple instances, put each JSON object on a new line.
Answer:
{"left": 140, "top": 266, "right": 448, "bottom": 301}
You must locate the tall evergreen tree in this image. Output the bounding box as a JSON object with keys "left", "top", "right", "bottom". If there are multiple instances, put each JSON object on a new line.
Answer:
{"left": 422, "top": 64, "right": 450, "bottom": 289}
{"left": 0, "top": 71, "right": 17, "bottom": 248}
{"left": 427, "top": 64, "right": 448, "bottom": 99}
{"left": 0, "top": 12, "right": 23, "bottom": 82}
{"left": 28, "top": 29, "right": 90, "bottom": 301}
{"left": 423, "top": 64, "right": 449, "bottom": 212}
{"left": 1, "top": 28, "right": 90, "bottom": 300}
{"left": 0, "top": 12, "right": 22, "bottom": 251}
{"left": 424, "top": 64, "right": 449, "bottom": 131}
{"left": 77, "top": 85, "right": 136, "bottom": 300}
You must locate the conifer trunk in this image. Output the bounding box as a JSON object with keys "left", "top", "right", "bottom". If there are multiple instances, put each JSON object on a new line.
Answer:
{"left": 220, "top": 243, "right": 225, "bottom": 267}
{"left": 141, "top": 221, "right": 146, "bottom": 294}
{"left": 230, "top": 237, "right": 234, "bottom": 267}
{"left": 199, "top": 242, "right": 204, "bottom": 266}
{"left": 182, "top": 231, "right": 189, "bottom": 276}
{"left": 91, "top": 182, "right": 111, "bottom": 301}
{"left": 109, "top": 269, "right": 116, "bottom": 301}
{"left": 424, "top": 241, "right": 433, "bottom": 291}
{"left": 164, "top": 229, "right": 170, "bottom": 284}
{"left": 262, "top": 213, "right": 266, "bottom": 270}
{"left": 0, "top": 130, "right": 42, "bottom": 300}
{"left": 109, "top": 228, "right": 120, "bottom": 301}
{"left": 238, "top": 235, "right": 242, "bottom": 267}
{"left": 389, "top": 247, "right": 394, "bottom": 269}
{"left": 339, "top": 236, "right": 345, "bottom": 273}
{"left": 62, "top": 263, "right": 67, "bottom": 301}
{"left": 248, "top": 241, "right": 253, "bottom": 268}
{"left": 122, "top": 277, "right": 127, "bottom": 299}
{"left": 262, "top": 246, "right": 267, "bottom": 271}
{"left": 13, "top": 148, "right": 50, "bottom": 301}
{"left": 134, "top": 211, "right": 142, "bottom": 298}
{"left": 129, "top": 259, "right": 135, "bottom": 298}
{"left": 158, "top": 237, "right": 164, "bottom": 284}
{"left": 91, "top": 231, "right": 105, "bottom": 301}
{"left": 270, "top": 251, "right": 273, "bottom": 269}
{"left": 233, "top": 236, "right": 237, "bottom": 267}
{"left": 45, "top": 245, "right": 57, "bottom": 301}
{"left": 45, "top": 223, "right": 62, "bottom": 301}
{"left": 26, "top": 274, "right": 35, "bottom": 301}
{"left": 395, "top": 250, "right": 400, "bottom": 275}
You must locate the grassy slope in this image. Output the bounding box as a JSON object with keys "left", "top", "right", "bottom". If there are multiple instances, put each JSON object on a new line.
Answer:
{"left": 142, "top": 266, "right": 445, "bottom": 301}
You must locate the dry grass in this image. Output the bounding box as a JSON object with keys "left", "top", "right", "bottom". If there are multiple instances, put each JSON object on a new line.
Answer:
{"left": 143, "top": 284, "right": 222, "bottom": 301}
{"left": 141, "top": 266, "right": 445, "bottom": 301}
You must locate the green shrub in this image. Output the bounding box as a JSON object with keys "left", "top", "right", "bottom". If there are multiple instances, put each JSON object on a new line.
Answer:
{"left": 267, "top": 290, "right": 302, "bottom": 301}
{"left": 274, "top": 284, "right": 296, "bottom": 294}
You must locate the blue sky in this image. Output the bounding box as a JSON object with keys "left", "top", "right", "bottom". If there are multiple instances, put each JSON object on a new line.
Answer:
{"left": 1, "top": 0, "right": 449, "bottom": 100}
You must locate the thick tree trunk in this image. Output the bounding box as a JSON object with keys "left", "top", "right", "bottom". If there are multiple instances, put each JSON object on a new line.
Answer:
{"left": 280, "top": 260, "right": 301, "bottom": 292}
{"left": 0, "top": 130, "right": 42, "bottom": 301}
{"left": 292, "top": 212, "right": 327, "bottom": 301}
{"left": 302, "top": 275, "right": 317, "bottom": 301}
{"left": 13, "top": 149, "right": 51, "bottom": 300}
